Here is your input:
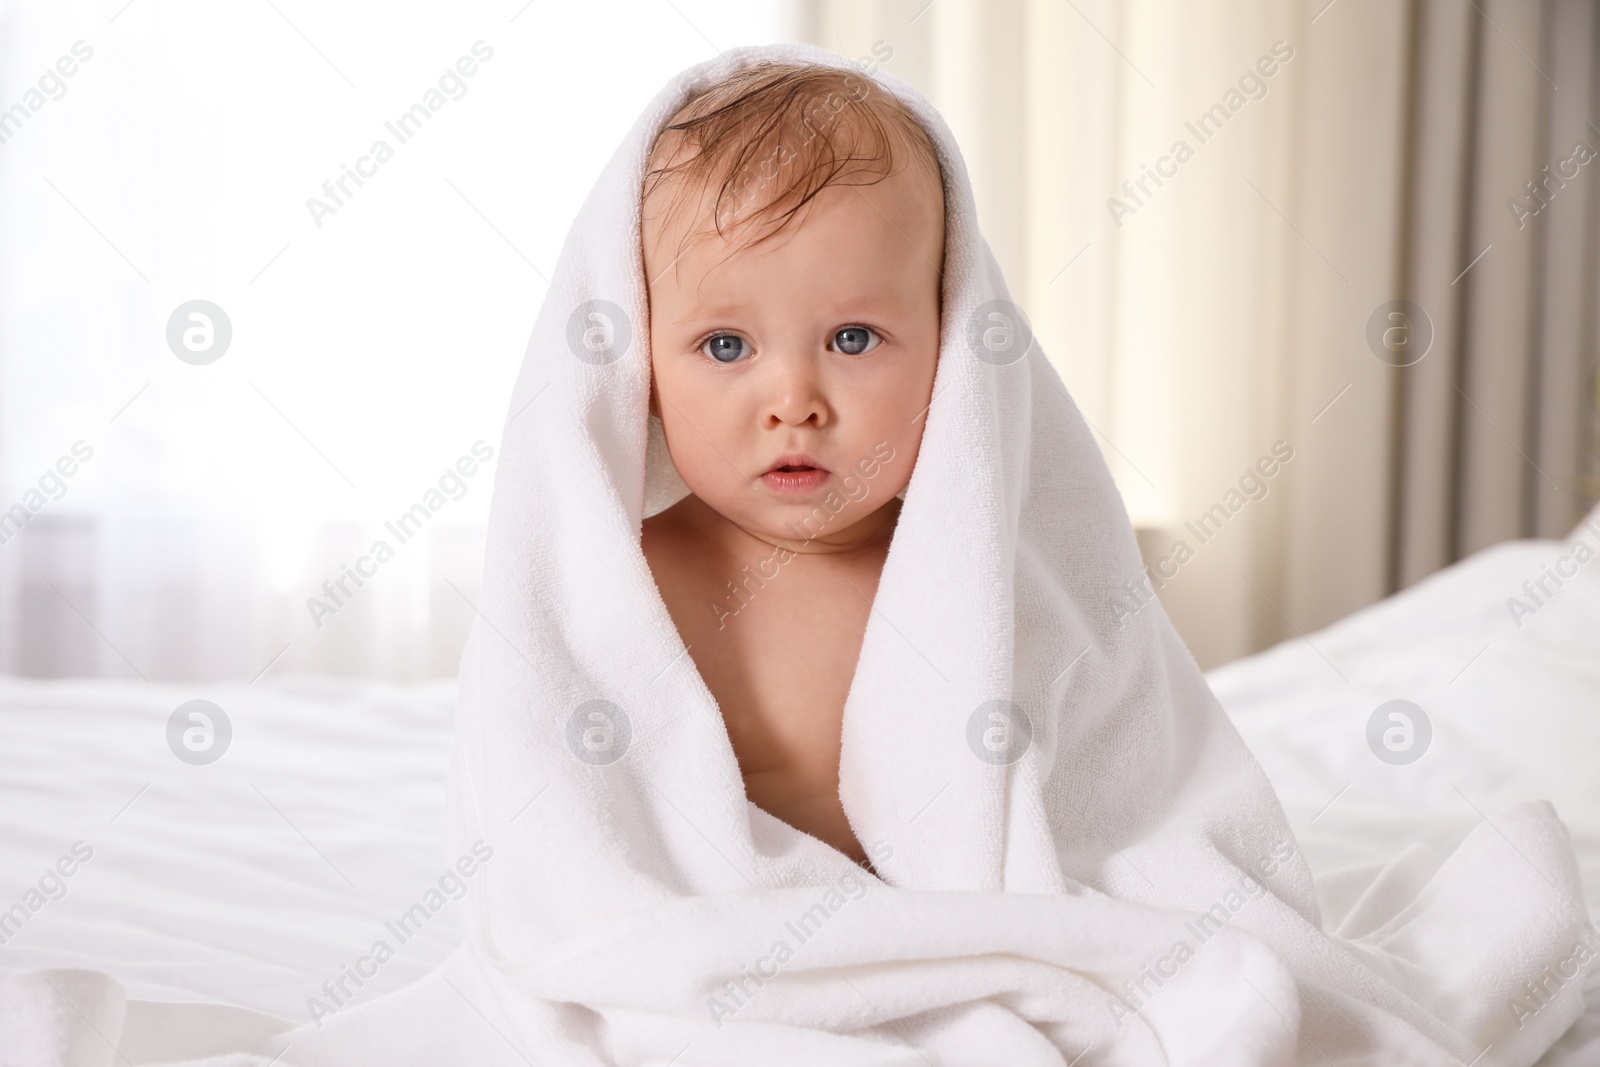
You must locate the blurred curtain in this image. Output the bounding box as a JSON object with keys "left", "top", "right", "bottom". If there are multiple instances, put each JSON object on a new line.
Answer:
{"left": 1395, "top": 0, "right": 1600, "bottom": 583}
{"left": 0, "top": 0, "right": 782, "bottom": 682}
{"left": 793, "top": 0, "right": 1600, "bottom": 668}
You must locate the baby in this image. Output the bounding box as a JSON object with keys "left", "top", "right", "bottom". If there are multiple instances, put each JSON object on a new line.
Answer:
{"left": 638, "top": 62, "right": 945, "bottom": 871}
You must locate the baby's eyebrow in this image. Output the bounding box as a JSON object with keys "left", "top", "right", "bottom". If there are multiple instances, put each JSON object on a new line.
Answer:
{"left": 670, "top": 300, "right": 906, "bottom": 326}
{"left": 667, "top": 301, "right": 753, "bottom": 325}
{"left": 676, "top": 292, "right": 915, "bottom": 325}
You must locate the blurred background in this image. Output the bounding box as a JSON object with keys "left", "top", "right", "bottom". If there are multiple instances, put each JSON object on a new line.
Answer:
{"left": 1, "top": 0, "right": 1596, "bottom": 679}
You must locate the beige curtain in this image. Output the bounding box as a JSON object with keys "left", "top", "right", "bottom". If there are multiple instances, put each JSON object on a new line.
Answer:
{"left": 1397, "top": 0, "right": 1600, "bottom": 582}
{"left": 788, "top": 0, "right": 1600, "bottom": 667}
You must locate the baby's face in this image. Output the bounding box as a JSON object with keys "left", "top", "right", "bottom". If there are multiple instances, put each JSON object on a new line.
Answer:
{"left": 642, "top": 160, "right": 944, "bottom": 550}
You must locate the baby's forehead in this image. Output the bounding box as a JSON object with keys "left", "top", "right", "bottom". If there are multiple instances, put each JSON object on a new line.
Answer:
{"left": 642, "top": 167, "right": 945, "bottom": 317}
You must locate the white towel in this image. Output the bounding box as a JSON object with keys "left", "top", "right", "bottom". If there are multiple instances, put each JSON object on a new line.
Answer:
{"left": 2, "top": 40, "right": 1589, "bottom": 1067}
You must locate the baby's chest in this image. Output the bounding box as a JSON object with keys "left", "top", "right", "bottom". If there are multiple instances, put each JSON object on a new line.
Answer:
{"left": 663, "top": 559, "right": 877, "bottom": 779}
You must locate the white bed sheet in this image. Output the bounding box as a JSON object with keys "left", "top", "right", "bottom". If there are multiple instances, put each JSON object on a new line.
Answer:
{"left": 1210, "top": 533, "right": 1600, "bottom": 1065}
{"left": 1, "top": 527, "right": 1597, "bottom": 1060}
{"left": 0, "top": 676, "right": 462, "bottom": 1024}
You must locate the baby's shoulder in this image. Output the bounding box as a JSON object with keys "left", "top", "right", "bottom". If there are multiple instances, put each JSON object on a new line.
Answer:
{"left": 641, "top": 497, "right": 692, "bottom": 559}
{"left": 641, "top": 497, "right": 713, "bottom": 595}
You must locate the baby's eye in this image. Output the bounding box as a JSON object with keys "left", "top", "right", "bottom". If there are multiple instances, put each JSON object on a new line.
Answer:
{"left": 831, "top": 326, "right": 881, "bottom": 356}
{"left": 700, "top": 334, "right": 748, "bottom": 363}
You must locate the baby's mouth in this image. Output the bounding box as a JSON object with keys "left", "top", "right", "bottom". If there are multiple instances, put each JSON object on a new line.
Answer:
{"left": 760, "top": 454, "right": 829, "bottom": 493}
{"left": 762, "top": 452, "right": 827, "bottom": 476}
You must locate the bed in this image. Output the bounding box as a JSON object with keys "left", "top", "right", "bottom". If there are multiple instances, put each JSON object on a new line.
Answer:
{"left": 2, "top": 511, "right": 1598, "bottom": 1063}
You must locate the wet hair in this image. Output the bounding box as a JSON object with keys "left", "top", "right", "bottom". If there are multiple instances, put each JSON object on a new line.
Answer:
{"left": 641, "top": 60, "right": 944, "bottom": 266}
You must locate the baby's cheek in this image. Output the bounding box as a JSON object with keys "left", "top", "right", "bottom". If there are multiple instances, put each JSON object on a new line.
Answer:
{"left": 850, "top": 438, "right": 907, "bottom": 497}
{"left": 836, "top": 469, "right": 871, "bottom": 502}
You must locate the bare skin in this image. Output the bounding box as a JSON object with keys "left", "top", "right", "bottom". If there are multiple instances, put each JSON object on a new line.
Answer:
{"left": 643, "top": 493, "right": 901, "bottom": 867}
{"left": 639, "top": 130, "right": 944, "bottom": 871}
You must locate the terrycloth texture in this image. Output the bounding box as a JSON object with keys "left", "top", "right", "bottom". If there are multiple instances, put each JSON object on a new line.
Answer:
{"left": 0, "top": 40, "right": 1589, "bottom": 1067}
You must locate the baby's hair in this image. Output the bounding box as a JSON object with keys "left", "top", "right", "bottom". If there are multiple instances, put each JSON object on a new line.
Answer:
{"left": 641, "top": 60, "right": 943, "bottom": 265}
